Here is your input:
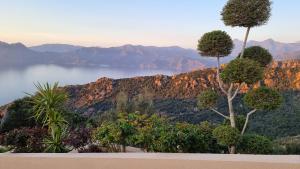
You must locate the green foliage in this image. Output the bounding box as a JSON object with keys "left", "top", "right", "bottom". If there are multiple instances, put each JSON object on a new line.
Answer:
{"left": 134, "top": 114, "right": 168, "bottom": 152}
{"left": 0, "top": 97, "right": 37, "bottom": 133}
{"left": 221, "top": 0, "right": 272, "bottom": 28}
{"left": 213, "top": 125, "right": 240, "bottom": 147}
{"left": 221, "top": 58, "right": 264, "bottom": 84}
{"left": 93, "top": 122, "right": 122, "bottom": 152}
{"left": 274, "top": 135, "right": 300, "bottom": 155}
{"left": 239, "top": 46, "right": 273, "bottom": 67}
{"left": 133, "top": 88, "right": 155, "bottom": 115}
{"left": 93, "top": 112, "right": 138, "bottom": 152}
{"left": 197, "top": 30, "right": 233, "bottom": 57}
{"left": 175, "top": 123, "right": 208, "bottom": 153}
{"left": 30, "top": 82, "right": 68, "bottom": 127}
{"left": 29, "top": 82, "right": 69, "bottom": 153}
{"left": 44, "top": 126, "right": 69, "bottom": 153}
{"left": 197, "top": 90, "right": 218, "bottom": 109}
{"left": 244, "top": 87, "right": 283, "bottom": 111}
{"left": 115, "top": 91, "right": 130, "bottom": 113}
{"left": 238, "top": 134, "right": 273, "bottom": 154}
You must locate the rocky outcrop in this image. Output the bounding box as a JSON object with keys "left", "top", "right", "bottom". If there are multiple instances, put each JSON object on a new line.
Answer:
{"left": 63, "top": 60, "right": 300, "bottom": 112}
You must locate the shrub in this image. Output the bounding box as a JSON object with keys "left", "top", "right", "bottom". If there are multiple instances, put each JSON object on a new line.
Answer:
{"left": 64, "top": 127, "right": 92, "bottom": 150}
{"left": 2, "top": 127, "right": 48, "bottom": 153}
{"left": 0, "top": 97, "right": 37, "bottom": 133}
{"left": 175, "top": 123, "right": 208, "bottom": 153}
{"left": 238, "top": 134, "right": 273, "bottom": 154}
{"left": 93, "top": 122, "right": 122, "bottom": 152}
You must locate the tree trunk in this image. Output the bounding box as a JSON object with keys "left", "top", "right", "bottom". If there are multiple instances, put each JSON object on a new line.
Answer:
{"left": 229, "top": 146, "right": 236, "bottom": 154}
{"left": 240, "top": 27, "right": 251, "bottom": 58}
{"left": 227, "top": 90, "right": 236, "bottom": 154}
{"left": 227, "top": 93, "right": 236, "bottom": 128}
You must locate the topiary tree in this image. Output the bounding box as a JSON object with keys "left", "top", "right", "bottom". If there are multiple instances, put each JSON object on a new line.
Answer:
{"left": 197, "top": 0, "right": 282, "bottom": 154}
{"left": 213, "top": 125, "right": 240, "bottom": 154}
{"left": 221, "top": 0, "right": 272, "bottom": 57}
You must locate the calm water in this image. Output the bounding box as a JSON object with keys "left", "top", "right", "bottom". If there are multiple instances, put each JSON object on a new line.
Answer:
{"left": 0, "top": 65, "right": 174, "bottom": 106}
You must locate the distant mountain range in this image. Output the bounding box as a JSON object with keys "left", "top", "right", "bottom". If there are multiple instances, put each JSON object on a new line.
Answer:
{"left": 0, "top": 39, "right": 299, "bottom": 72}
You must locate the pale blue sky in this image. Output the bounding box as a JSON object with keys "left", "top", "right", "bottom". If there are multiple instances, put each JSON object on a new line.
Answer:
{"left": 0, "top": 0, "right": 299, "bottom": 48}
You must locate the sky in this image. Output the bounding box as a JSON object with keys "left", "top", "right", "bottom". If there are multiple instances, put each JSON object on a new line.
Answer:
{"left": 0, "top": 0, "right": 299, "bottom": 48}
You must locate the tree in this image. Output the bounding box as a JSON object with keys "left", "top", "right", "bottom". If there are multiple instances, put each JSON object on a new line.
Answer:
{"left": 197, "top": 0, "right": 281, "bottom": 154}
{"left": 29, "top": 82, "right": 69, "bottom": 153}
{"left": 221, "top": 0, "right": 272, "bottom": 57}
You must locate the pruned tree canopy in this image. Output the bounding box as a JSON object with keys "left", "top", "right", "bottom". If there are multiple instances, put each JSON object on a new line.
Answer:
{"left": 213, "top": 125, "right": 240, "bottom": 147}
{"left": 221, "top": 58, "right": 264, "bottom": 84}
{"left": 221, "top": 0, "right": 272, "bottom": 28}
{"left": 244, "top": 87, "right": 283, "bottom": 111}
{"left": 239, "top": 46, "right": 273, "bottom": 67}
{"left": 197, "top": 30, "right": 233, "bottom": 57}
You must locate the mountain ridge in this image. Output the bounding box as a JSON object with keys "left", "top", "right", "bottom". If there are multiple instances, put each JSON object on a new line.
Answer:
{"left": 0, "top": 39, "right": 299, "bottom": 72}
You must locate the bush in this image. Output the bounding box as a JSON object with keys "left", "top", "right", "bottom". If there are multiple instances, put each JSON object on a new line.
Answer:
{"left": 64, "top": 127, "right": 92, "bottom": 150}
{"left": 238, "top": 134, "right": 273, "bottom": 154}
{"left": 2, "top": 127, "right": 48, "bottom": 153}
{"left": 175, "top": 123, "right": 208, "bottom": 153}
{"left": 0, "top": 97, "right": 37, "bottom": 133}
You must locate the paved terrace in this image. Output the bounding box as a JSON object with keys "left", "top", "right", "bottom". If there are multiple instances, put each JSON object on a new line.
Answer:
{"left": 0, "top": 153, "right": 300, "bottom": 169}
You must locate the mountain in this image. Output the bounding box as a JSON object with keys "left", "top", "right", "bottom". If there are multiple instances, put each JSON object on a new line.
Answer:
{"left": 233, "top": 39, "right": 300, "bottom": 60}
{"left": 0, "top": 39, "right": 299, "bottom": 72}
{"left": 30, "top": 44, "right": 83, "bottom": 53}
{"left": 0, "top": 42, "right": 213, "bottom": 72}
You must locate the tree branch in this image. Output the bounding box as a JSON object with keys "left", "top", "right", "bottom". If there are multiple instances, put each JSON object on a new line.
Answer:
{"left": 216, "top": 57, "right": 228, "bottom": 95}
{"left": 230, "top": 84, "right": 242, "bottom": 101}
{"left": 210, "top": 108, "right": 230, "bottom": 119}
{"left": 241, "top": 109, "right": 257, "bottom": 135}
